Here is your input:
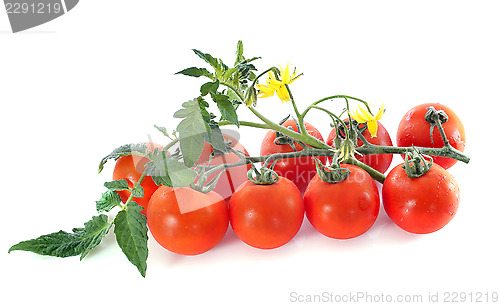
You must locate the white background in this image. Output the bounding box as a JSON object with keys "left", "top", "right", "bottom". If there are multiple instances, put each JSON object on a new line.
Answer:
{"left": 1, "top": 1, "right": 499, "bottom": 305}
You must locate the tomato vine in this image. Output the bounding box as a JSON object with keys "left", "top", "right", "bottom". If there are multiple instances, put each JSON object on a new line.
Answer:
{"left": 8, "top": 40, "right": 470, "bottom": 277}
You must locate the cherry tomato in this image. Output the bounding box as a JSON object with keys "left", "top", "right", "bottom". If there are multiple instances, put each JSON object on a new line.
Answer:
{"left": 382, "top": 162, "right": 460, "bottom": 234}
{"left": 229, "top": 177, "right": 304, "bottom": 249}
{"left": 396, "top": 103, "right": 466, "bottom": 169}
{"left": 147, "top": 186, "right": 229, "bottom": 255}
{"left": 260, "top": 120, "right": 327, "bottom": 193}
{"left": 113, "top": 143, "right": 162, "bottom": 215}
{"left": 326, "top": 121, "right": 393, "bottom": 174}
{"left": 304, "top": 164, "right": 380, "bottom": 239}
{"left": 197, "top": 132, "right": 251, "bottom": 202}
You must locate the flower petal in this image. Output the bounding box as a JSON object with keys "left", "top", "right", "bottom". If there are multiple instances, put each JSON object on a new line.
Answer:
{"left": 269, "top": 79, "right": 283, "bottom": 89}
{"left": 366, "top": 120, "right": 379, "bottom": 138}
{"left": 350, "top": 108, "right": 367, "bottom": 123}
{"left": 275, "top": 85, "right": 291, "bottom": 102}
{"left": 358, "top": 106, "right": 375, "bottom": 121}
{"left": 374, "top": 103, "right": 385, "bottom": 121}
{"left": 282, "top": 63, "right": 291, "bottom": 84}
{"left": 256, "top": 84, "right": 275, "bottom": 98}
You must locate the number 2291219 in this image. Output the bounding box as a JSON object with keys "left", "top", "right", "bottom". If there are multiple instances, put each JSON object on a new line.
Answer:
{"left": 5, "top": 2, "right": 62, "bottom": 14}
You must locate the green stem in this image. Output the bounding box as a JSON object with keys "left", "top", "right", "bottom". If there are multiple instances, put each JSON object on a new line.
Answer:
{"left": 163, "top": 138, "right": 179, "bottom": 152}
{"left": 285, "top": 84, "right": 307, "bottom": 136}
{"left": 309, "top": 105, "right": 348, "bottom": 131}
{"left": 344, "top": 157, "right": 386, "bottom": 184}
{"left": 355, "top": 143, "right": 470, "bottom": 164}
{"left": 201, "top": 138, "right": 469, "bottom": 186}
{"left": 201, "top": 146, "right": 388, "bottom": 184}
{"left": 247, "top": 105, "right": 331, "bottom": 150}
{"left": 123, "top": 171, "right": 147, "bottom": 209}
{"left": 220, "top": 82, "right": 245, "bottom": 102}
{"left": 219, "top": 120, "right": 270, "bottom": 130}
{"left": 301, "top": 95, "right": 373, "bottom": 119}
{"left": 202, "top": 147, "right": 332, "bottom": 180}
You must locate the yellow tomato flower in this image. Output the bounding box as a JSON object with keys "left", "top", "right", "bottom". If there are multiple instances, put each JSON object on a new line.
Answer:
{"left": 349, "top": 103, "right": 385, "bottom": 138}
{"left": 255, "top": 74, "right": 276, "bottom": 98}
{"left": 255, "top": 64, "right": 301, "bottom": 103}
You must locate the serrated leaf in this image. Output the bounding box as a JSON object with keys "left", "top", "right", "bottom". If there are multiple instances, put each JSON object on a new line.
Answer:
{"left": 177, "top": 120, "right": 206, "bottom": 167}
{"left": 153, "top": 124, "right": 169, "bottom": 137}
{"left": 212, "top": 93, "right": 239, "bottom": 127}
{"left": 9, "top": 215, "right": 112, "bottom": 260}
{"left": 96, "top": 189, "right": 122, "bottom": 212}
{"left": 104, "top": 179, "right": 130, "bottom": 191}
{"left": 114, "top": 202, "right": 148, "bottom": 277}
{"left": 175, "top": 67, "right": 211, "bottom": 78}
{"left": 174, "top": 99, "right": 210, "bottom": 167}
{"left": 192, "top": 49, "right": 219, "bottom": 70}
{"left": 145, "top": 150, "right": 197, "bottom": 187}
{"left": 205, "top": 123, "right": 227, "bottom": 154}
{"left": 98, "top": 143, "right": 149, "bottom": 173}
{"left": 131, "top": 185, "right": 144, "bottom": 198}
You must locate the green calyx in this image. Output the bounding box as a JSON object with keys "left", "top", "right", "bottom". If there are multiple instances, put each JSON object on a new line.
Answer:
{"left": 273, "top": 116, "right": 304, "bottom": 152}
{"left": 247, "top": 164, "right": 279, "bottom": 185}
{"left": 313, "top": 157, "right": 351, "bottom": 184}
{"left": 402, "top": 148, "right": 433, "bottom": 178}
{"left": 425, "top": 106, "right": 449, "bottom": 145}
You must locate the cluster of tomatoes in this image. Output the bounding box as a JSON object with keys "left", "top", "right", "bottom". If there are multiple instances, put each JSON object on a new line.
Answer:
{"left": 112, "top": 103, "right": 466, "bottom": 256}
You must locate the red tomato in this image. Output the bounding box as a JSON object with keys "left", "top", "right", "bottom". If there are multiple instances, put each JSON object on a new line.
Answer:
{"left": 304, "top": 164, "right": 380, "bottom": 239}
{"left": 326, "top": 121, "right": 393, "bottom": 174}
{"left": 396, "top": 103, "right": 466, "bottom": 169}
{"left": 147, "top": 186, "right": 229, "bottom": 255}
{"left": 197, "top": 133, "right": 251, "bottom": 202}
{"left": 229, "top": 177, "right": 304, "bottom": 249}
{"left": 260, "top": 120, "right": 327, "bottom": 193}
{"left": 382, "top": 163, "right": 460, "bottom": 234}
{"left": 113, "top": 143, "right": 162, "bottom": 215}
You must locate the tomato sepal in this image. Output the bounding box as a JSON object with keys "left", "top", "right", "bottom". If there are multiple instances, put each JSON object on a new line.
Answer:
{"left": 402, "top": 148, "right": 434, "bottom": 179}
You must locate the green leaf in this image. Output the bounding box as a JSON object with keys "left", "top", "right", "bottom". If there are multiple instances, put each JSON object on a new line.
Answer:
{"left": 192, "top": 49, "right": 229, "bottom": 81}
{"left": 243, "top": 56, "right": 261, "bottom": 64}
{"left": 235, "top": 40, "right": 244, "bottom": 65}
{"left": 144, "top": 150, "right": 197, "bottom": 187}
{"left": 205, "top": 123, "right": 227, "bottom": 154}
{"left": 114, "top": 202, "right": 148, "bottom": 278}
{"left": 131, "top": 185, "right": 144, "bottom": 198}
{"left": 104, "top": 179, "right": 130, "bottom": 191}
{"left": 96, "top": 189, "right": 122, "bottom": 212}
{"left": 175, "top": 67, "right": 211, "bottom": 78}
{"left": 98, "top": 143, "right": 149, "bottom": 173}
{"left": 200, "top": 80, "right": 219, "bottom": 96}
{"left": 153, "top": 125, "right": 169, "bottom": 137}
{"left": 192, "top": 49, "right": 219, "bottom": 70}
{"left": 174, "top": 98, "right": 210, "bottom": 167}
{"left": 223, "top": 67, "right": 239, "bottom": 82}
{"left": 9, "top": 215, "right": 112, "bottom": 260}
{"left": 212, "top": 93, "right": 239, "bottom": 127}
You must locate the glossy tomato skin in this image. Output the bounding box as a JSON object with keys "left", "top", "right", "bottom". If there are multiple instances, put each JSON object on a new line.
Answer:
{"left": 147, "top": 186, "right": 229, "bottom": 255}
{"left": 229, "top": 177, "right": 304, "bottom": 249}
{"left": 113, "top": 143, "right": 162, "bottom": 215}
{"left": 304, "top": 164, "right": 380, "bottom": 239}
{"left": 326, "top": 121, "right": 393, "bottom": 174}
{"left": 197, "top": 133, "right": 251, "bottom": 202}
{"left": 382, "top": 163, "right": 460, "bottom": 234}
{"left": 260, "top": 120, "right": 327, "bottom": 193}
{"left": 397, "top": 103, "right": 466, "bottom": 169}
